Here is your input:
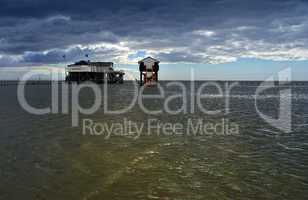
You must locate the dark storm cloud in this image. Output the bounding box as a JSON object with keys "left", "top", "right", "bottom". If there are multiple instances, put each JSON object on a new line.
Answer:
{"left": 22, "top": 46, "right": 122, "bottom": 64}
{"left": 0, "top": 0, "right": 308, "bottom": 66}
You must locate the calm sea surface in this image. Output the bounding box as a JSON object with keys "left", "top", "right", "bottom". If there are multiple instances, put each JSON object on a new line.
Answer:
{"left": 0, "top": 81, "right": 307, "bottom": 199}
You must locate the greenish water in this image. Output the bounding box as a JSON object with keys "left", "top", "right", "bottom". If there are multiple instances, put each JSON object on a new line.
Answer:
{"left": 0, "top": 81, "right": 307, "bottom": 199}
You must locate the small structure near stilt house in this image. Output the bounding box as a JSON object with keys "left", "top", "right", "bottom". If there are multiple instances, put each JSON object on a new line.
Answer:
{"left": 138, "top": 57, "right": 160, "bottom": 86}
{"left": 65, "top": 60, "right": 124, "bottom": 84}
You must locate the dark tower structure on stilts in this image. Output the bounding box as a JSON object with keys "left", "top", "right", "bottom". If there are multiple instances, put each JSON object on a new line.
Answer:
{"left": 138, "top": 57, "right": 160, "bottom": 86}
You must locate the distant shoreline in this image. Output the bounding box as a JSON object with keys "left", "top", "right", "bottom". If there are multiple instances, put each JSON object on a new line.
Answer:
{"left": 0, "top": 80, "right": 308, "bottom": 86}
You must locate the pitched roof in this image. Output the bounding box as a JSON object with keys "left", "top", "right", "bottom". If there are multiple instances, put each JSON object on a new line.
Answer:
{"left": 138, "top": 56, "right": 160, "bottom": 64}
{"left": 68, "top": 60, "right": 113, "bottom": 67}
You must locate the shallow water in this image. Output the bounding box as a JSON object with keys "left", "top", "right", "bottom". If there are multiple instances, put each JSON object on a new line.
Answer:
{"left": 0, "top": 81, "right": 307, "bottom": 199}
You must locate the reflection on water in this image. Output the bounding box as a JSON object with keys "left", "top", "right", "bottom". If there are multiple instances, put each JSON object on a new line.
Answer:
{"left": 0, "top": 81, "right": 307, "bottom": 200}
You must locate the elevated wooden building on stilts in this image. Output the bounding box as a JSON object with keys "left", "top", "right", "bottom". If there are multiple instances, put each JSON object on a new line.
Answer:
{"left": 138, "top": 57, "right": 160, "bottom": 86}
{"left": 65, "top": 60, "right": 124, "bottom": 84}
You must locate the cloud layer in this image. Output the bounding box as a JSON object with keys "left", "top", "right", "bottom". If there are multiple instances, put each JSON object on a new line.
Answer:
{"left": 0, "top": 0, "right": 308, "bottom": 66}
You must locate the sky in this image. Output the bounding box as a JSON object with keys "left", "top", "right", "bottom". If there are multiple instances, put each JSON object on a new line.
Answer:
{"left": 0, "top": 0, "right": 307, "bottom": 80}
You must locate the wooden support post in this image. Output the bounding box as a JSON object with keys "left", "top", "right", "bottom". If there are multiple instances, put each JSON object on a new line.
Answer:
{"left": 140, "top": 72, "right": 143, "bottom": 86}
